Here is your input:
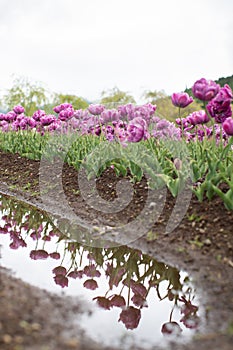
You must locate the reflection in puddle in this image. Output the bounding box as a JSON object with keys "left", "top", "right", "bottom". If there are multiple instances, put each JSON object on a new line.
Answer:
{"left": 0, "top": 194, "right": 201, "bottom": 349}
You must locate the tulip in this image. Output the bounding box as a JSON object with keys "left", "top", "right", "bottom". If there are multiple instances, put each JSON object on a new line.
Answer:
{"left": 88, "top": 104, "right": 105, "bottom": 115}
{"left": 187, "top": 110, "right": 210, "bottom": 125}
{"left": 40, "top": 114, "right": 56, "bottom": 126}
{"left": 32, "top": 109, "right": 46, "bottom": 121}
{"left": 171, "top": 92, "right": 193, "bottom": 108}
{"left": 206, "top": 84, "right": 233, "bottom": 123}
{"left": 192, "top": 78, "right": 220, "bottom": 101}
{"left": 13, "top": 105, "right": 25, "bottom": 114}
{"left": 127, "top": 117, "right": 147, "bottom": 142}
{"left": 223, "top": 117, "right": 233, "bottom": 136}
{"left": 58, "top": 107, "right": 74, "bottom": 121}
{"left": 53, "top": 103, "right": 73, "bottom": 114}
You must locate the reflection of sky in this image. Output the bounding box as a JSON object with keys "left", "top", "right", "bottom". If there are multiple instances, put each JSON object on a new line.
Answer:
{"left": 0, "top": 231, "right": 197, "bottom": 349}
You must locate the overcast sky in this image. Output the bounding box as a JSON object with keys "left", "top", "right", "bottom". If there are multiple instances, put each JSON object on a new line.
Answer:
{"left": 0, "top": 0, "right": 232, "bottom": 103}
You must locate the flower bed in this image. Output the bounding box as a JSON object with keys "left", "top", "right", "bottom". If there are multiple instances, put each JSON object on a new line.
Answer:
{"left": 0, "top": 78, "right": 233, "bottom": 210}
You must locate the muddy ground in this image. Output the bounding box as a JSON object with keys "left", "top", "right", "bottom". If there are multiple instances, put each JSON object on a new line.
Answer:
{"left": 0, "top": 150, "right": 233, "bottom": 350}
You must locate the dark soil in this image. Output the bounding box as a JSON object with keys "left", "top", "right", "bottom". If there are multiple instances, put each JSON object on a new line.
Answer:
{"left": 0, "top": 150, "right": 233, "bottom": 350}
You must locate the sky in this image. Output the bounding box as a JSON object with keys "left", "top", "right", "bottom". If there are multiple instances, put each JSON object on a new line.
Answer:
{"left": 0, "top": 0, "right": 232, "bottom": 103}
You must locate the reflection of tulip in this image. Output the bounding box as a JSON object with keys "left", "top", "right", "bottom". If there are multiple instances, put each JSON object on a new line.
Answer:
{"left": 180, "top": 315, "right": 199, "bottom": 329}
{"left": 109, "top": 267, "right": 126, "bottom": 288}
{"left": 83, "top": 279, "right": 98, "bottom": 290}
{"left": 171, "top": 92, "right": 193, "bottom": 108}
{"left": 130, "top": 280, "right": 147, "bottom": 298}
{"left": 49, "top": 252, "right": 60, "bottom": 260}
{"left": 161, "top": 322, "right": 182, "bottom": 335}
{"left": 93, "top": 296, "right": 111, "bottom": 310}
{"left": 30, "top": 231, "right": 41, "bottom": 240}
{"left": 52, "top": 266, "right": 67, "bottom": 275}
{"left": 118, "top": 306, "right": 141, "bottom": 330}
{"left": 84, "top": 264, "right": 101, "bottom": 278}
{"left": 110, "top": 295, "right": 126, "bottom": 308}
{"left": 54, "top": 274, "right": 69, "bottom": 288}
{"left": 9, "top": 233, "right": 27, "bottom": 249}
{"left": 131, "top": 294, "right": 148, "bottom": 308}
{"left": 67, "top": 270, "right": 84, "bottom": 279}
{"left": 30, "top": 249, "right": 49, "bottom": 260}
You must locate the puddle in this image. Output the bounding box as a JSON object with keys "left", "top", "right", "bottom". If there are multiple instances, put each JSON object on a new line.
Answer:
{"left": 0, "top": 193, "right": 202, "bottom": 349}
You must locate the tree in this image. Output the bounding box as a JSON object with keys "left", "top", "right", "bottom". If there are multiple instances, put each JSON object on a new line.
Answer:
{"left": 52, "top": 93, "right": 89, "bottom": 110}
{"left": 100, "top": 87, "right": 136, "bottom": 107}
{"left": 1, "top": 76, "right": 51, "bottom": 116}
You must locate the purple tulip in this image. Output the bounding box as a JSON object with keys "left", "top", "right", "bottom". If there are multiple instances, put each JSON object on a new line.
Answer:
{"left": 0, "top": 113, "right": 5, "bottom": 121}
{"left": 101, "top": 109, "right": 120, "bottom": 123}
{"left": 223, "top": 117, "right": 233, "bottom": 136}
{"left": 32, "top": 109, "right": 46, "bottom": 121}
{"left": 88, "top": 104, "right": 105, "bottom": 115}
{"left": 58, "top": 107, "right": 74, "bottom": 121}
{"left": 53, "top": 103, "right": 73, "bottom": 114}
{"left": 127, "top": 117, "right": 147, "bottom": 142}
{"left": 5, "top": 111, "right": 17, "bottom": 122}
{"left": 187, "top": 110, "right": 210, "bottom": 125}
{"left": 206, "top": 84, "right": 233, "bottom": 123}
{"left": 192, "top": 78, "right": 220, "bottom": 101}
{"left": 13, "top": 105, "right": 25, "bottom": 114}
{"left": 171, "top": 92, "right": 193, "bottom": 108}
{"left": 118, "top": 103, "right": 135, "bottom": 120}
{"left": 40, "top": 114, "right": 56, "bottom": 126}
{"left": 152, "top": 119, "right": 181, "bottom": 140}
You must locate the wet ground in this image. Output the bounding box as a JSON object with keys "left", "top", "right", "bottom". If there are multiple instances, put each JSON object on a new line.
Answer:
{"left": 0, "top": 150, "right": 233, "bottom": 349}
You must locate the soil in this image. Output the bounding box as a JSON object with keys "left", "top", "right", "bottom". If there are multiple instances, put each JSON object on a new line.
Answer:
{"left": 0, "top": 149, "right": 233, "bottom": 350}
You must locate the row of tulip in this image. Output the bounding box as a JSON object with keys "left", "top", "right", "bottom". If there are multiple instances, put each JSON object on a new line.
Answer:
{"left": 0, "top": 78, "right": 232, "bottom": 208}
